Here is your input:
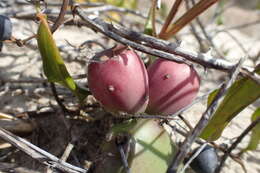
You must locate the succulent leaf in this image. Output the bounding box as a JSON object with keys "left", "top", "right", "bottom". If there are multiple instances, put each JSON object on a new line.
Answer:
{"left": 94, "top": 119, "right": 176, "bottom": 173}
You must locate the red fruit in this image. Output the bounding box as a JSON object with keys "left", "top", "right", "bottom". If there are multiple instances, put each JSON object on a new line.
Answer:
{"left": 146, "top": 59, "right": 200, "bottom": 115}
{"left": 87, "top": 45, "right": 149, "bottom": 114}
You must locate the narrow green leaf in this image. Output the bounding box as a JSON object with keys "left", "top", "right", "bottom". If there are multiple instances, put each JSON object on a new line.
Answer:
{"left": 144, "top": 1, "right": 157, "bottom": 64}
{"left": 242, "top": 108, "right": 260, "bottom": 152}
{"left": 159, "top": 2, "right": 168, "bottom": 18}
{"left": 257, "top": 2, "right": 260, "bottom": 10}
{"left": 106, "top": 0, "right": 124, "bottom": 7}
{"left": 215, "top": 0, "right": 225, "bottom": 25}
{"left": 144, "top": 1, "right": 156, "bottom": 36}
{"left": 37, "top": 13, "right": 88, "bottom": 102}
{"left": 129, "top": 0, "right": 138, "bottom": 9}
{"left": 200, "top": 66, "right": 260, "bottom": 141}
{"left": 207, "top": 89, "right": 218, "bottom": 106}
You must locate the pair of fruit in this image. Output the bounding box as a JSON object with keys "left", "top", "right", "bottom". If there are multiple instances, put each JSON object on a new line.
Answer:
{"left": 87, "top": 45, "right": 200, "bottom": 116}
{"left": 88, "top": 46, "right": 200, "bottom": 172}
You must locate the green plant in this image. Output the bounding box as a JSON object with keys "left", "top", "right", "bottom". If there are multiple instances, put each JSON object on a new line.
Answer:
{"left": 94, "top": 119, "right": 176, "bottom": 173}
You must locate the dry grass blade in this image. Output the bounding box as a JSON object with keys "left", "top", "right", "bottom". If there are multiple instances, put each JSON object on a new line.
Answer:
{"left": 159, "top": 0, "right": 183, "bottom": 37}
{"left": 160, "top": 0, "right": 219, "bottom": 39}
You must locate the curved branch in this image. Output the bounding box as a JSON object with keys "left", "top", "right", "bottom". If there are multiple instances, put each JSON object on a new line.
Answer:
{"left": 75, "top": 7, "right": 234, "bottom": 71}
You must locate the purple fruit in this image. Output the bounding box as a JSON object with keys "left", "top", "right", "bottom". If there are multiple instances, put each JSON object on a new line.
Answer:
{"left": 146, "top": 58, "right": 200, "bottom": 115}
{"left": 189, "top": 145, "right": 219, "bottom": 173}
{"left": 0, "top": 15, "right": 12, "bottom": 41}
{"left": 87, "top": 45, "right": 149, "bottom": 114}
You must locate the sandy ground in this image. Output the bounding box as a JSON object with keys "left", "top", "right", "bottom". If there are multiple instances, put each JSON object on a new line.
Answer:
{"left": 0, "top": 1, "right": 260, "bottom": 173}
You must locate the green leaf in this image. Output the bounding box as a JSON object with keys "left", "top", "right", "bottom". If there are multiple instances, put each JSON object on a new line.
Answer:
{"left": 200, "top": 66, "right": 260, "bottom": 141}
{"left": 144, "top": 1, "right": 156, "bottom": 36}
{"left": 216, "top": 16, "right": 223, "bottom": 25}
{"left": 257, "top": 2, "right": 260, "bottom": 10}
{"left": 106, "top": 0, "right": 124, "bottom": 7}
{"left": 242, "top": 108, "right": 260, "bottom": 152}
{"left": 159, "top": 2, "right": 168, "bottom": 18}
{"left": 106, "top": 0, "right": 137, "bottom": 9}
{"left": 123, "top": 0, "right": 138, "bottom": 9}
{"left": 144, "top": 1, "right": 157, "bottom": 64}
{"left": 207, "top": 89, "right": 219, "bottom": 106}
{"left": 37, "top": 13, "right": 88, "bottom": 102}
{"left": 215, "top": 0, "right": 225, "bottom": 25}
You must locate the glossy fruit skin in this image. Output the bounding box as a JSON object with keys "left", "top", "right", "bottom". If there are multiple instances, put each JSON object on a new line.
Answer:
{"left": 94, "top": 119, "right": 176, "bottom": 173}
{"left": 146, "top": 58, "right": 200, "bottom": 115}
{"left": 189, "top": 145, "right": 219, "bottom": 173}
{"left": 0, "top": 15, "right": 12, "bottom": 41}
{"left": 87, "top": 45, "right": 149, "bottom": 114}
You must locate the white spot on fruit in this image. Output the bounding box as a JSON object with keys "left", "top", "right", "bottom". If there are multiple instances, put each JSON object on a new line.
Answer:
{"left": 107, "top": 85, "right": 115, "bottom": 92}
{"left": 164, "top": 74, "right": 171, "bottom": 80}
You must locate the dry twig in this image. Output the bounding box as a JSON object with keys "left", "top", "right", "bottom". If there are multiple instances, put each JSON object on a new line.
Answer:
{"left": 0, "top": 127, "right": 87, "bottom": 173}
{"left": 159, "top": 0, "right": 183, "bottom": 37}
{"left": 214, "top": 117, "right": 260, "bottom": 173}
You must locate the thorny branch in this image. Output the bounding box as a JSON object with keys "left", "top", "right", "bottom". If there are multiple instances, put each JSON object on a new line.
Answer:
{"left": 12, "top": 3, "right": 161, "bottom": 24}
{"left": 167, "top": 59, "right": 243, "bottom": 173}
{"left": 7, "top": 2, "right": 260, "bottom": 84}
{"left": 164, "top": 121, "right": 247, "bottom": 171}
{"left": 74, "top": 7, "right": 260, "bottom": 84}
{"left": 0, "top": 127, "right": 87, "bottom": 173}
{"left": 50, "top": 82, "right": 69, "bottom": 114}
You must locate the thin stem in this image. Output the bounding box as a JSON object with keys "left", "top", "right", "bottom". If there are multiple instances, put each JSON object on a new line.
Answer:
{"left": 159, "top": 0, "right": 183, "bottom": 37}
{"left": 117, "top": 143, "right": 131, "bottom": 173}
{"left": 167, "top": 59, "right": 243, "bottom": 173}
{"left": 160, "top": 0, "right": 219, "bottom": 39}
{"left": 214, "top": 117, "right": 260, "bottom": 173}
{"left": 151, "top": 0, "right": 157, "bottom": 36}
{"left": 185, "top": 0, "right": 208, "bottom": 53}
{"left": 189, "top": 0, "right": 224, "bottom": 57}
{"left": 19, "top": 0, "right": 69, "bottom": 46}
{"left": 35, "top": 1, "right": 41, "bottom": 14}
{"left": 178, "top": 114, "right": 193, "bottom": 130}
{"left": 74, "top": 7, "right": 259, "bottom": 84}
{"left": 0, "top": 127, "right": 87, "bottom": 173}
{"left": 51, "top": 0, "right": 69, "bottom": 33}
{"left": 165, "top": 121, "right": 245, "bottom": 168}
{"left": 180, "top": 143, "right": 208, "bottom": 173}
{"left": 61, "top": 143, "right": 74, "bottom": 161}
{"left": 50, "top": 82, "right": 69, "bottom": 114}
